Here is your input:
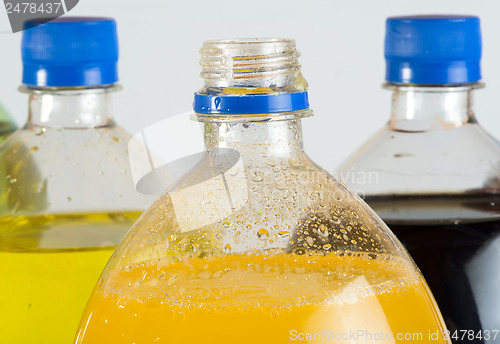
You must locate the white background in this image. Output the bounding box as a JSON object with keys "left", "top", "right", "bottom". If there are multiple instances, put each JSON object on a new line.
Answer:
{"left": 0, "top": 0, "right": 498, "bottom": 173}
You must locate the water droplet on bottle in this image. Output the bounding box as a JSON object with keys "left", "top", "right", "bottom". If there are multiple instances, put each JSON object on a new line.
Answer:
{"left": 223, "top": 221, "right": 230, "bottom": 228}
{"left": 257, "top": 228, "right": 269, "bottom": 239}
{"left": 224, "top": 243, "right": 232, "bottom": 252}
{"left": 166, "top": 234, "right": 176, "bottom": 248}
{"left": 252, "top": 172, "right": 265, "bottom": 182}
{"left": 67, "top": 196, "right": 72, "bottom": 202}
{"left": 317, "top": 224, "right": 329, "bottom": 237}
{"left": 35, "top": 127, "right": 46, "bottom": 136}
{"left": 264, "top": 158, "right": 276, "bottom": 167}
{"left": 323, "top": 243, "right": 332, "bottom": 250}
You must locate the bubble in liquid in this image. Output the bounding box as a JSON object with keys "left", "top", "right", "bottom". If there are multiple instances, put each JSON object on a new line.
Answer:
{"left": 270, "top": 310, "right": 280, "bottom": 319}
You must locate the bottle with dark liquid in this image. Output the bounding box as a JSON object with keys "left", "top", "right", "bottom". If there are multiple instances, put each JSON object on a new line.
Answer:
{"left": 338, "top": 16, "right": 500, "bottom": 343}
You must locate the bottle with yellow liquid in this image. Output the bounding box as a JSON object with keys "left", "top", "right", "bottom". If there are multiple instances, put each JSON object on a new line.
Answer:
{"left": 0, "top": 18, "right": 150, "bottom": 344}
{"left": 76, "top": 39, "right": 450, "bottom": 344}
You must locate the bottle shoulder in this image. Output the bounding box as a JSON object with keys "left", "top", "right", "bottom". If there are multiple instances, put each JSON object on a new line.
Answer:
{"left": 0, "top": 124, "right": 151, "bottom": 217}
{"left": 338, "top": 122, "right": 500, "bottom": 197}
{"left": 107, "top": 155, "right": 409, "bottom": 273}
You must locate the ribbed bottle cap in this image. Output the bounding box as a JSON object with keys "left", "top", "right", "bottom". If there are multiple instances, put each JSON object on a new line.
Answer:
{"left": 385, "top": 15, "right": 481, "bottom": 84}
{"left": 22, "top": 17, "right": 119, "bottom": 87}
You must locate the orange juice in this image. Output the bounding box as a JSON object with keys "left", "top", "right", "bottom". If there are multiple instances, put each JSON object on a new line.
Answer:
{"left": 76, "top": 253, "right": 450, "bottom": 343}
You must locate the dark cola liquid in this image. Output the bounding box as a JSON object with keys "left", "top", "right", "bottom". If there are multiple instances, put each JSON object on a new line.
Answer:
{"left": 366, "top": 194, "right": 500, "bottom": 344}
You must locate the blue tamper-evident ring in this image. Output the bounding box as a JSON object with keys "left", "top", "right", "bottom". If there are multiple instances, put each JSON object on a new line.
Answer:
{"left": 193, "top": 92, "right": 309, "bottom": 115}
{"left": 385, "top": 15, "right": 482, "bottom": 84}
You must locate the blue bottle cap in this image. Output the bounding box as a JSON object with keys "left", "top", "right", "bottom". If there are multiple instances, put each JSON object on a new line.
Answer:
{"left": 22, "top": 17, "right": 119, "bottom": 87}
{"left": 385, "top": 15, "right": 481, "bottom": 85}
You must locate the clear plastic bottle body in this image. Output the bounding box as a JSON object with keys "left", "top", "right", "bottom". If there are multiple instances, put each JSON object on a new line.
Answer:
{"left": 0, "top": 86, "right": 150, "bottom": 343}
{"left": 0, "top": 103, "right": 17, "bottom": 144}
{"left": 76, "top": 40, "right": 450, "bottom": 344}
{"left": 338, "top": 84, "right": 500, "bottom": 339}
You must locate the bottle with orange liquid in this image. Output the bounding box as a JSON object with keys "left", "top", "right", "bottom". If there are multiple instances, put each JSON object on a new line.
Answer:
{"left": 76, "top": 39, "right": 450, "bottom": 344}
{"left": 0, "top": 18, "right": 150, "bottom": 343}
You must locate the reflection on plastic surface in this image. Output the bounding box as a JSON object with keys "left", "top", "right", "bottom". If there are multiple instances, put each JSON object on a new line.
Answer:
{"left": 128, "top": 112, "right": 242, "bottom": 198}
{"left": 466, "top": 233, "right": 500, "bottom": 342}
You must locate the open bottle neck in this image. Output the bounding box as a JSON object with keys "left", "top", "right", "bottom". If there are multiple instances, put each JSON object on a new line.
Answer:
{"left": 196, "top": 39, "right": 311, "bottom": 160}
{"left": 387, "top": 84, "right": 480, "bottom": 132}
{"left": 22, "top": 85, "right": 119, "bottom": 129}
{"left": 199, "top": 38, "right": 307, "bottom": 94}
{"left": 203, "top": 116, "right": 306, "bottom": 161}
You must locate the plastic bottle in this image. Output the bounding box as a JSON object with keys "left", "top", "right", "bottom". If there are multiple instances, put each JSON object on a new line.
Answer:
{"left": 75, "top": 38, "right": 450, "bottom": 344}
{"left": 338, "top": 16, "right": 500, "bottom": 342}
{"left": 0, "top": 17, "right": 149, "bottom": 343}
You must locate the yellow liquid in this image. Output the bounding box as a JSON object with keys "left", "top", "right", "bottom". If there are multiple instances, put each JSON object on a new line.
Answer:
{"left": 76, "top": 253, "right": 450, "bottom": 344}
{"left": 0, "top": 212, "right": 141, "bottom": 344}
